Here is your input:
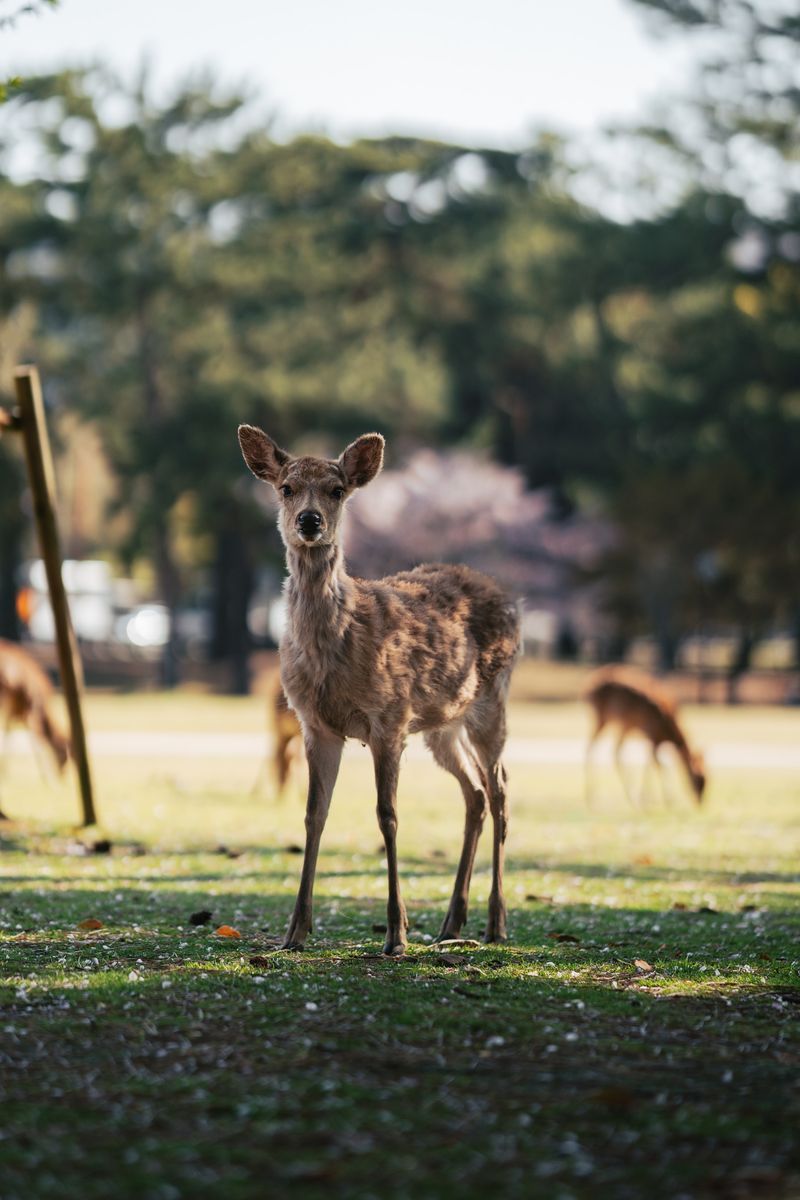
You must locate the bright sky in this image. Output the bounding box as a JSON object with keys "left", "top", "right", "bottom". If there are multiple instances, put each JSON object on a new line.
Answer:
{"left": 1, "top": 0, "right": 708, "bottom": 146}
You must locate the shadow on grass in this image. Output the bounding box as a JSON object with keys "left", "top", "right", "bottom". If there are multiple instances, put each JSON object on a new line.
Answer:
{"left": 507, "top": 856, "right": 800, "bottom": 888}
{"left": 1, "top": 867, "right": 798, "bottom": 1200}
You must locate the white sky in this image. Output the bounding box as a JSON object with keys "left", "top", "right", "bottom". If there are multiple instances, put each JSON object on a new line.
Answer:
{"left": 1, "top": 0, "right": 710, "bottom": 146}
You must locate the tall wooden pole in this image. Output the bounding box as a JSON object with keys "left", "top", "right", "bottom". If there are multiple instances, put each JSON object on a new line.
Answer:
{"left": 13, "top": 365, "right": 98, "bottom": 827}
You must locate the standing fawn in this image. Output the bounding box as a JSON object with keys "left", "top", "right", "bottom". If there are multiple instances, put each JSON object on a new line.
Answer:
{"left": 584, "top": 665, "right": 706, "bottom": 807}
{"left": 0, "top": 639, "right": 71, "bottom": 814}
{"left": 239, "top": 425, "right": 521, "bottom": 955}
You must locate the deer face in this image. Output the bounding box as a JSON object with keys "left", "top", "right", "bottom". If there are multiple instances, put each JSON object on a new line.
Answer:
{"left": 238, "top": 426, "right": 384, "bottom": 550}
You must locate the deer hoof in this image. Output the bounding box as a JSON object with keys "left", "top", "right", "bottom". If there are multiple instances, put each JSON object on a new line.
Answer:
{"left": 280, "top": 939, "right": 306, "bottom": 951}
{"left": 383, "top": 940, "right": 406, "bottom": 957}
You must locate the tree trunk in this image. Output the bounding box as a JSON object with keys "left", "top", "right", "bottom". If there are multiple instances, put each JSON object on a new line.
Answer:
{"left": 0, "top": 522, "right": 21, "bottom": 640}
{"left": 154, "top": 523, "right": 181, "bottom": 689}
{"left": 0, "top": 451, "right": 25, "bottom": 641}
{"left": 657, "top": 631, "right": 679, "bottom": 674}
{"left": 210, "top": 513, "right": 254, "bottom": 695}
{"left": 726, "top": 628, "right": 756, "bottom": 705}
{"left": 137, "top": 297, "right": 182, "bottom": 687}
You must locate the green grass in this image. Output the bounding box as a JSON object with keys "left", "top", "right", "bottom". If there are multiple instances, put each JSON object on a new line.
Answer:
{"left": 1, "top": 694, "right": 799, "bottom": 1199}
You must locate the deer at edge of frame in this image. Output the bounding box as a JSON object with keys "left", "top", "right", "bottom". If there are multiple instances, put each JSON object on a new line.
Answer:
{"left": 0, "top": 639, "right": 71, "bottom": 815}
{"left": 584, "top": 664, "right": 706, "bottom": 807}
{"left": 238, "top": 425, "right": 521, "bottom": 955}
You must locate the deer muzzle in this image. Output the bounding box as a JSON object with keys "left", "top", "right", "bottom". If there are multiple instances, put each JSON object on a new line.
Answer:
{"left": 297, "top": 510, "right": 323, "bottom": 541}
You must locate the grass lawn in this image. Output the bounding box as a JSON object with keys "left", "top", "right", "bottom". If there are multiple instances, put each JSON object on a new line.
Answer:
{"left": 1, "top": 693, "right": 798, "bottom": 1199}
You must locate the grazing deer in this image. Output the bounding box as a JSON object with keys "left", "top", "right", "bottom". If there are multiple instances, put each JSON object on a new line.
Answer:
{"left": 250, "top": 675, "right": 303, "bottom": 800}
{"left": 253, "top": 672, "right": 303, "bottom": 801}
{"left": 238, "top": 425, "right": 520, "bottom": 955}
{"left": 0, "top": 639, "right": 71, "bottom": 812}
{"left": 584, "top": 665, "right": 706, "bottom": 807}
{"left": 271, "top": 673, "right": 303, "bottom": 798}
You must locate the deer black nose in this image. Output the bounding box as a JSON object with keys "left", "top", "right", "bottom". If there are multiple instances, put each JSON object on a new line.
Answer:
{"left": 298, "top": 510, "right": 322, "bottom": 536}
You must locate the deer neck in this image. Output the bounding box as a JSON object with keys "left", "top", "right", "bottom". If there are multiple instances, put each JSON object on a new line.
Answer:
{"left": 284, "top": 541, "right": 355, "bottom": 659}
{"left": 666, "top": 723, "right": 693, "bottom": 772}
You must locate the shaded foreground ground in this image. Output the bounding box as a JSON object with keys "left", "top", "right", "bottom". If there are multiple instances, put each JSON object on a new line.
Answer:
{"left": 1, "top": 695, "right": 799, "bottom": 1199}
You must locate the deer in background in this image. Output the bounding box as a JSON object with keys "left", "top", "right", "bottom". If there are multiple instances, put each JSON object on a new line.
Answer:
{"left": 266, "top": 673, "right": 303, "bottom": 799}
{"left": 239, "top": 425, "right": 520, "bottom": 955}
{"left": 584, "top": 665, "right": 706, "bottom": 807}
{"left": 250, "top": 675, "right": 303, "bottom": 800}
{"left": 0, "top": 639, "right": 71, "bottom": 814}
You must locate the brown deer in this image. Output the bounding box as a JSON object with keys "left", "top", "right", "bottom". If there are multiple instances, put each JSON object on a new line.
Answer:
{"left": 270, "top": 673, "right": 303, "bottom": 798}
{"left": 250, "top": 674, "right": 303, "bottom": 800}
{"left": 238, "top": 425, "right": 520, "bottom": 955}
{"left": 0, "top": 639, "right": 71, "bottom": 813}
{"left": 584, "top": 665, "right": 706, "bottom": 807}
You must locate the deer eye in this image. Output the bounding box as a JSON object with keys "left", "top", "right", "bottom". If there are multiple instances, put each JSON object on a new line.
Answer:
{"left": 331, "top": 486, "right": 345, "bottom": 501}
{"left": 280, "top": 484, "right": 293, "bottom": 498}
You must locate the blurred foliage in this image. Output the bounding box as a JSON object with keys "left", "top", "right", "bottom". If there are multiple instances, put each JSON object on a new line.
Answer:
{"left": 0, "top": 9, "right": 797, "bottom": 677}
{"left": 0, "top": 0, "right": 59, "bottom": 100}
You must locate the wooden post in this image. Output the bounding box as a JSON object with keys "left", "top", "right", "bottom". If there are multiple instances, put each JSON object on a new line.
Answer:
{"left": 13, "top": 365, "right": 98, "bottom": 827}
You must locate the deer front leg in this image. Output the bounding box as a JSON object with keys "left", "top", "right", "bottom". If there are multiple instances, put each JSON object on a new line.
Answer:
{"left": 282, "top": 729, "right": 343, "bottom": 950}
{"left": 372, "top": 742, "right": 407, "bottom": 956}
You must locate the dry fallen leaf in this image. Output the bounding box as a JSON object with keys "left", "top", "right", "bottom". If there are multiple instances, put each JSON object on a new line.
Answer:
{"left": 215, "top": 925, "right": 241, "bottom": 939}
{"left": 634, "top": 958, "right": 653, "bottom": 972}
{"left": 548, "top": 932, "right": 580, "bottom": 943}
{"left": 633, "top": 854, "right": 654, "bottom": 866}
{"left": 430, "top": 954, "right": 462, "bottom": 968}
{"left": 590, "top": 1085, "right": 636, "bottom": 1111}
{"left": 77, "top": 918, "right": 103, "bottom": 931}
{"left": 249, "top": 955, "right": 277, "bottom": 968}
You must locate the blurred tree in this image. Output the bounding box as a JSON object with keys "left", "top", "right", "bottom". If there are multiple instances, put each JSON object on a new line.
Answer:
{"left": 621, "top": 0, "right": 800, "bottom": 672}
{"left": 1, "top": 50, "right": 797, "bottom": 687}
{"left": 2, "top": 69, "right": 252, "bottom": 682}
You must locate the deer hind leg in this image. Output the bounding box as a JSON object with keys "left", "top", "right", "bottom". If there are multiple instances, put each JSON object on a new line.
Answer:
{"left": 466, "top": 696, "right": 510, "bottom": 944}
{"left": 278, "top": 729, "right": 297, "bottom": 796}
{"left": 425, "top": 726, "right": 488, "bottom": 942}
{"left": 282, "top": 727, "right": 343, "bottom": 950}
{"left": 273, "top": 729, "right": 296, "bottom": 800}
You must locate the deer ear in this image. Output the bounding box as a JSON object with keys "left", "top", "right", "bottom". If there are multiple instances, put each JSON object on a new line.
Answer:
{"left": 238, "top": 425, "right": 290, "bottom": 484}
{"left": 339, "top": 433, "right": 384, "bottom": 489}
